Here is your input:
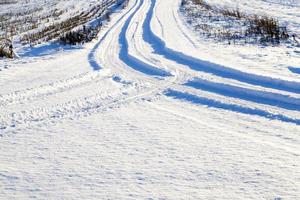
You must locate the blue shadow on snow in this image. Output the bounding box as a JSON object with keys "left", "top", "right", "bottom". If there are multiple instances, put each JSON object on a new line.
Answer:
{"left": 118, "top": 0, "right": 170, "bottom": 77}
{"left": 143, "top": 0, "right": 300, "bottom": 94}
{"left": 186, "top": 79, "right": 300, "bottom": 111}
{"left": 288, "top": 66, "right": 300, "bottom": 75}
{"left": 87, "top": 0, "right": 140, "bottom": 71}
{"left": 165, "top": 89, "right": 300, "bottom": 125}
{"left": 20, "top": 42, "right": 82, "bottom": 57}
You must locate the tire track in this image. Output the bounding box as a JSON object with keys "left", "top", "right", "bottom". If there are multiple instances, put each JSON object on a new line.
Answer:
{"left": 118, "top": 0, "right": 171, "bottom": 77}
{"left": 139, "top": 0, "right": 300, "bottom": 125}
{"left": 0, "top": 71, "right": 111, "bottom": 107}
{"left": 143, "top": 0, "right": 300, "bottom": 95}
{"left": 165, "top": 89, "right": 300, "bottom": 126}
{"left": 0, "top": 0, "right": 176, "bottom": 131}
{"left": 0, "top": 0, "right": 136, "bottom": 108}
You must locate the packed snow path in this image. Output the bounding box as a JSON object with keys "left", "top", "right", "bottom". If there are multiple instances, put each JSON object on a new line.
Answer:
{"left": 0, "top": 0, "right": 299, "bottom": 199}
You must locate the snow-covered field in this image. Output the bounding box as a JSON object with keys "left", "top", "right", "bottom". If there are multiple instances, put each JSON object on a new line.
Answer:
{"left": 0, "top": 0, "right": 299, "bottom": 199}
{"left": 0, "top": 0, "right": 101, "bottom": 35}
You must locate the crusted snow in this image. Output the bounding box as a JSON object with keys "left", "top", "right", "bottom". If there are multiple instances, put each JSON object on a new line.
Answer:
{"left": 0, "top": 0, "right": 299, "bottom": 199}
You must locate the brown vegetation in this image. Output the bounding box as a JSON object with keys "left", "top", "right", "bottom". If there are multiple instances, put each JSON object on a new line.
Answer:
{"left": 182, "top": 0, "right": 293, "bottom": 45}
{"left": 0, "top": 38, "right": 14, "bottom": 58}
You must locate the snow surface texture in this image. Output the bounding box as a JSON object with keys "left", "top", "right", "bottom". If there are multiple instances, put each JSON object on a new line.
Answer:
{"left": 207, "top": 0, "right": 300, "bottom": 35}
{"left": 0, "top": 0, "right": 299, "bottom": 199}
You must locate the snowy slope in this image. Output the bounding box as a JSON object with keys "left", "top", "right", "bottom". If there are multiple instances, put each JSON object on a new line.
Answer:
{"left": 0, "top": 0, "right": 299, "bottom": 199}
{"left": 207, "top": 0, "right": 300, "bottom": 34}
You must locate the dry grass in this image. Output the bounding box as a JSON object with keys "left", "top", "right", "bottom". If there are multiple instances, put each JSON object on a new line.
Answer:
{"left": 0, "top": 0, "right": 129, "bottom": 58}
{"left": 181, "top": 0, "right": 292, "bottom": 45}
{"left": 59, "top": 0, "right": 129, "bottom": 45}
{"left": 191, "top": 0, "right": 212, "bottom": 10}
{"left": 0, "top": 0, "right": 17, "bottom": 5}
{"left": 0, "top": 0, "right": 127, "bottom": 47}
{"left": 21, "top": 0, "right": 118, "bottom": 45}
{"left": 246, "top": 15, "right": 289, "bottom": 43}
{"left": 0, "top": 38, "right": 13, "bottom": 58}
{"left": 220, "top": 8, "right": 244, "bottom": 19}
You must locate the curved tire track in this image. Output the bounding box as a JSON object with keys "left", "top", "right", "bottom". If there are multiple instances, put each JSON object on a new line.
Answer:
{"left": 143, "top": 0, "right": 300, "bottom": 94}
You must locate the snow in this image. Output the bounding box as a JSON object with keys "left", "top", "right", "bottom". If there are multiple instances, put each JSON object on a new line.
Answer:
{"left": 207, "top": 0, "right": 300, "bottom": 35}
{"left": 0, "top": 0, "right": 299, "bottom": 199}
{"left": 1, "top": 99, "right": 299, "bottom": 199}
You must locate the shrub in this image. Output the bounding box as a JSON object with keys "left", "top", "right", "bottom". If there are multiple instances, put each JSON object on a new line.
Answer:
{"left": 246, "top": 15, "right": 289, "bottom": 44}
{"left": 220, "top": 7, "right": 244, "bottom": 19}
{"left": 192, "top": 0, "right": 212, "bottom": 10}
{"left": 0, "top": 38, "right": 14, "bottom": 58}
{"left": 182, "top": 0, "right": 292, "bottom": 45}
{"left": 60, "top": 25, "right": 101, "bottom": 45}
